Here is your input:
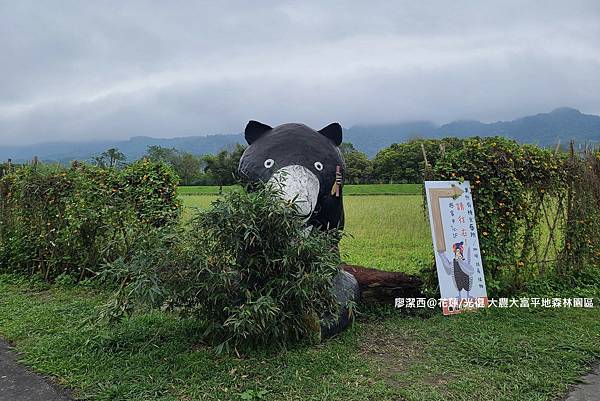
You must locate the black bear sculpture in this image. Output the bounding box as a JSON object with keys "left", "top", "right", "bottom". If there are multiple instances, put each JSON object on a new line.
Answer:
{"left": 238, "top": 121, "right": 359, "bottom": 339}
{"left": 238, "top": 121, "right": 345, "bottom": 232}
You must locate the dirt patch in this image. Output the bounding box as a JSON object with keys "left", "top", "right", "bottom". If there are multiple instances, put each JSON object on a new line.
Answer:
{"left": 357, "top": 324, "right": 425, "bottom": 386}
{"left": 357, "top": 323, "right": 457, "bottom": 395}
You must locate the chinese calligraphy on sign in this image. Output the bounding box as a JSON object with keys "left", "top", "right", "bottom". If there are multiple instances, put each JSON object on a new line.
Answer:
{"left": 425, "top": 181, "right": 488, "bottom": 315}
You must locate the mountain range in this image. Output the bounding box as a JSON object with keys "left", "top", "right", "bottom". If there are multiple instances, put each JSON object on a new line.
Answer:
{"left": 1, "top": 107, "right": 599, "bottom": 163}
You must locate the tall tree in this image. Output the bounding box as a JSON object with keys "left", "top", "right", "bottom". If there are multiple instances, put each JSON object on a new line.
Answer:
{"left": 144, "top": 145, "right": 203, "bottom": 185}
{"left": 146, "top": 146, "right": 178, "bottom": 163}
{"left": 371, "top": 138, "right": 463, "bottom": 183}
{"left": 91, "top": 155, "right": 107, "bottom": 168}
{"left": 340, "top": 142, "right": 372, "bottom": 184}
{"left": 172, "top": 152, "right": 203, "bottom": 185}
{"left": 101, "top": 148, "right": 126, "bottom": 168}
{"left": 203, "top": 144, "right": 246, "bottom": 191}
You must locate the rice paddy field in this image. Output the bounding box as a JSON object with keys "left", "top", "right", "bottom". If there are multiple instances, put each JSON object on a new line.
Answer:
{"left": 181, "top": 192, "right": 432, "bottom": 274}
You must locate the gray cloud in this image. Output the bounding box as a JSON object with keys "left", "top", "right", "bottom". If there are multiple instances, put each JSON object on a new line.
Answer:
{"left": 1, "top": 0, "right": 599, "bottom": 145}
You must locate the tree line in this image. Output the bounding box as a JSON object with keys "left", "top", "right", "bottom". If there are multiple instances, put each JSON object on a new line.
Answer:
{"left": 343, "top": 137, "right": 465, "bottom": 184}
{"left": 87, "top": 144, "right": 245, "bottom": 187}
{"left": 87, "top": 138, "right": 465, "bottom": 186}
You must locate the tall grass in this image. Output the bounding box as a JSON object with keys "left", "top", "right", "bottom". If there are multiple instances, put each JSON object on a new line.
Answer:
{"left": 182, "top": 194, "right": 432, "bottom": 274}
{"left": 341, "top": 196, "right": 432, "bottom": 273}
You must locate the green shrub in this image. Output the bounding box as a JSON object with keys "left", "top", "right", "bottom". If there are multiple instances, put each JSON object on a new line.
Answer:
{"left": 0, "top": 161, "right": 180, "bottom": 281}
{"left": 429, "top": 137, "right": 598, "bottom": 296}
{"left": 560, "top": 149, "right": 600, "bottom": 272}
{"left": 121, "top": 159, "right": 181, "bottom": 227}
{"left": 101, "top": 185, "right": 342, "bottom": 353}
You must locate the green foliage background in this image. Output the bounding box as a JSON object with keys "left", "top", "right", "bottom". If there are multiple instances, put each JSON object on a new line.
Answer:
{"left": 145, "top": 144, "right": 245, "bottom": 187}
{"left": 431, "top": 137, "right": 600, "bottom": 296}
{"left": 0, "top": 161, "right": 180, "bottom": 281}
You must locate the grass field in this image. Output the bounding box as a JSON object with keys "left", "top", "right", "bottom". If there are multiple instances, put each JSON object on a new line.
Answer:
{"left": 0, "top": 186, "right": 599, "bottom": 401}
{"left": 1, "top": 277, "right": 599, "bottom": 401}
{"left": 178, "top": 185, "right": 240, "bottom": 196}
{"left": 181, "top": 194, "right": 432, "bottom": 273}
{"left": 178, "top": 183, "right": 422, "bottom": 196}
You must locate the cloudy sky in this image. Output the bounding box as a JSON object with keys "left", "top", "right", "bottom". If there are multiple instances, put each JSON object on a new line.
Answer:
{"left": 1, "top": 1, "right": 599, "bottom": 145}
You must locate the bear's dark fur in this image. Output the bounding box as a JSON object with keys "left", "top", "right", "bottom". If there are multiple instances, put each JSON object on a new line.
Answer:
{"left": 238, "top": 121, "right": 345, "bottom": 231}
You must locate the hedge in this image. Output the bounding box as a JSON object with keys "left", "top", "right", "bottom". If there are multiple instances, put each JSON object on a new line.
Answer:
{"left": 0, "top": 160, "right": 180, "bottom": 281}
{"left": 429, "top": 137, "right": 600, "bottom": 295}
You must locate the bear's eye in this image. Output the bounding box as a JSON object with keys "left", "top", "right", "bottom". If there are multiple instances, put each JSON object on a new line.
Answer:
{"left": 314, "top": 161, "right": 323, "bottom": 171}
{"left": 264, "top": 159, "right": 274, "bottom": 168}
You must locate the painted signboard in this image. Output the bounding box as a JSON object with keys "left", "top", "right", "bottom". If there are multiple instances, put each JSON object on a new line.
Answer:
{"left": 424, "top": 181, "right": 488, "bottom": 315}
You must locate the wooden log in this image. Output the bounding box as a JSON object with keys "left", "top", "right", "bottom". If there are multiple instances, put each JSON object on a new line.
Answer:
{"left": 341, "top": 264, "right": 423, "bottom": 304}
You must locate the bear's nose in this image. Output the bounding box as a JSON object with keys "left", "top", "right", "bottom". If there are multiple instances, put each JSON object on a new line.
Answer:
{"left": 267, "top": 165, "right": 320, "bottom": 218}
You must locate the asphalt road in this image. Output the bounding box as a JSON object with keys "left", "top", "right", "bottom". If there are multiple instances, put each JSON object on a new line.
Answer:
{"left": 563, "top": 365, "right": 600, "bottom": 401}
{"left": 0, "top": 340, "right": 72, "bottom": 401}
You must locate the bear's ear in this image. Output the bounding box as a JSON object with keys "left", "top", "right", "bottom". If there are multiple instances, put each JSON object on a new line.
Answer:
{"left": 245, "top": 120, "right": 272, "bottom": 144}
{"left": 318, "top": 123, "right": 342, "bottom": 146}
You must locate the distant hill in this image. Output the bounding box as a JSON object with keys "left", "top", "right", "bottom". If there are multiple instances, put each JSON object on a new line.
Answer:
{"left": 344, "top": 121, "right": 438, "bottom": 156}
{"left": 1, "top": 108, "right": 599, "bottom": 163}
{"left": 347, "top": 108, "right": 600, "bottom": 156}
{"left": 1, "top": 134, "right": 244, "bottom": 165}
{"left": 436, "top": 108, "right": 600, "bottom": 146}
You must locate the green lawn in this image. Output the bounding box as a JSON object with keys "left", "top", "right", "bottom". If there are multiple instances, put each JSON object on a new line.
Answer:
{"left": 1, "top": 191, "right": 599, "bottom": 401}
{"left": 181, "top": 194, "right": 432, "bottom": 273}
{"left": 178, "top": 185, "right": 241, "bottom": 196}
{"left": 178, "top": 183, "right": 422, "bottom": 196}
{"left": 1, "top": 278, "right": 599, "bottom": 401}
{"left": 343, "top": 183, "right": 422, "bottom": 196}
{"left": 181, "top": 195, "right": 216, "bottom": 217}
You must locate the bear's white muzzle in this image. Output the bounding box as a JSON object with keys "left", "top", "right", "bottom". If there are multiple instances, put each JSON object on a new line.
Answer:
{"left": 267, "top": 165, "right": 320, "bottom": 218}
